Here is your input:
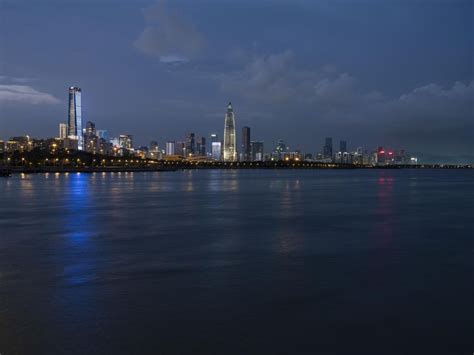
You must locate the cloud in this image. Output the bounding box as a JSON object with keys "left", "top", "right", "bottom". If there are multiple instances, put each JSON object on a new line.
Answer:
{"left": 134, "top": 1, "right": 206, "bottom": 63}
{"left": 219, "top": 51, "right": 473, "bottom": 158}
{"left": 0, "top": 84, "right": 60, "bottom": 105}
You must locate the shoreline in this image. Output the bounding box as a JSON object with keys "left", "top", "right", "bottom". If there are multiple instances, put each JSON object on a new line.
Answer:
{"left": 1, "top": 162, "right": 472, "bottom": 175}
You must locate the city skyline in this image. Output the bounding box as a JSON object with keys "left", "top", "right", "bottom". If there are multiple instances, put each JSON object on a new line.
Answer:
{"left": 0, "top": 0, "right": 472, "bottom": 163}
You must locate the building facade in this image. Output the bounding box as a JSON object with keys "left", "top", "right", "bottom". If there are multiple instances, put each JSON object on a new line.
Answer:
{"left": 223, "top": 102, "right": 237, "bottom": 161}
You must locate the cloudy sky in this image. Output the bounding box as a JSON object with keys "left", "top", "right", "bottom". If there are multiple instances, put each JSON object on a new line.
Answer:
{"left": 0, "top": 0, "right": 472, "bottom": 162}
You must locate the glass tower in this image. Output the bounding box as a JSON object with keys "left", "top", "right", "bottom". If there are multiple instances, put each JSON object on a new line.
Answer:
{"left": 67, "top": 86, "right": 83, "bottom": 150}
{"left": 223, "top": 102, "right": 236, "bottom": 161}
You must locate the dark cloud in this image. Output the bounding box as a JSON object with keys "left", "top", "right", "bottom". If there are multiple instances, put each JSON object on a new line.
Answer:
{"left": 134, "top": 1, "right": 206, "bottom": 63}
{"left": 219, "top": 51, "right": 473, "bottom": 158}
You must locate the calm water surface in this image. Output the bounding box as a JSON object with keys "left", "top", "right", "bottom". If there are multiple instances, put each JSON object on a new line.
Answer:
{"left": 0, "top": 169, "right": 473, "bottom": 354}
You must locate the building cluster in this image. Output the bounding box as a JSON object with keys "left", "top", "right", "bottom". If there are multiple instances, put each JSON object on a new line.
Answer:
{"left": 0, "top": 86, "right": 418, "bottom": 166}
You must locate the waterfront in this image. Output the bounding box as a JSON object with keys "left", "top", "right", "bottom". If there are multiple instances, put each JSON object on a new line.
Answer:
{"left": 0, "top": 170, "right": 473, "bottom": 354}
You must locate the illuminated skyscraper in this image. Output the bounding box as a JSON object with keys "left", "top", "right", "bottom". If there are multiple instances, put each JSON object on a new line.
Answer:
{"left": 67, "top": 86, "right": 83, "bottom": 150}
{"left": 223, "top": 102, "right": 236, "bottom": 161}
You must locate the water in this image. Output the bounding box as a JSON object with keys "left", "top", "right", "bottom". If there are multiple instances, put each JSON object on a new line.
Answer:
{"left": 0, "top": 169, "right": 472, "bottom": 354}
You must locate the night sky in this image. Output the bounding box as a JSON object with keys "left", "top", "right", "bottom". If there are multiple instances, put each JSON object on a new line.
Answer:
{"left": 0, "top": 0, "right": 472, "bottom": 162}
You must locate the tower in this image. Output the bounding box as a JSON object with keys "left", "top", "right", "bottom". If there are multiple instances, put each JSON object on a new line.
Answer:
{"left": 223, "top": 102, "right": 236, "bottom": 161}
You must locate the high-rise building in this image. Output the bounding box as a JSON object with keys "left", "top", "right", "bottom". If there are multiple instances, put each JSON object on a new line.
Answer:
{"left": 59, "top": 123, "right": 67, "bottom": 139}
{"left": 223, "top": 102, "right": 237, "bottom": 161}
{"left": 67, "top": 86, "right": 83, "bottom": 150}
{"left": 241, "top": 126, "right": 251, "bottom": 161}
{"left": 186, "top": 133, "right": 195, "bottom": 156}
{"left": 251, "top": 141, "right": 264, "bottom": 161}
{"left": 165, "top": 141, "right": 176, "bottom": 155}
{"left": 211, "top": 141, "right": 222, "bottom": 161}
{"left": 339, "top": 140, "right": 347, "bottom": 153}
{"left": 323, "top": 137, "right": 333, "bottom": 160}
{"left": 84, "top": 121, "right": 97, "bottom": 153}
{"left": 210, "top": 134, "right": 221, "bottom": 160}
{"left": 197, "top": 136, "right": 206, "bottom": 156}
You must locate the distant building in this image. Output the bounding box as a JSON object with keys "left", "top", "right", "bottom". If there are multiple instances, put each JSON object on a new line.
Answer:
{"left": 339, "top": 140, "right": 347, "bottom": 153}
{"left": 197, "top": 136, "right": 206, "bottom": 156}
{"left": 67, "top": 86, "right": 83, "bottom": 150}
{"left": 323, "top": 137, "right": 333, "bottom": 160}
{"left": 150, "top": 141, "right": 159, "bottom": 152}
{"left": 186, "top": 133, "right": 195, "bottom": 156}
{"left": 59, "top": 123, "right": 67, "bottom": 139}
{"left": 223, "top": 102, "right": 237, "bottom": 161}
{"left": 96, "top": 130, "right": 109, "bottom": 141}
{"left": 241, "top": 126, "right": 251, "bottom": 161}
{"left": 119, "top": 134, "right": 133, "bottom": 149}
{"left": 165, "top": 141, "right": 176, "bottom": 156}
{"left": 272, "top": 139, "right": 288, "bottom": 160}
{"left": 175, "top": 141, "right": 185, "bottom": 157}
{"left": 251, "top": 141, "right": 264, "bottom": 161}
{"left": 211, "top": 141, "right": 222, "bottom": 161}
{"left": 84, "top": 121, "right": 98, "bottom": 153}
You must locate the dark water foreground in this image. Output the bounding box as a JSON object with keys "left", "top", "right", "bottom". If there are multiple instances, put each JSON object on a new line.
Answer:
{"left": 0, "top": 170, "right": 472, "bottom": 354}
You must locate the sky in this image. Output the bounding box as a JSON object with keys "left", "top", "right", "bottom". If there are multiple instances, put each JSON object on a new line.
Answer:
{"left": 0, "top": 0, "right": 472, "bottom": 163}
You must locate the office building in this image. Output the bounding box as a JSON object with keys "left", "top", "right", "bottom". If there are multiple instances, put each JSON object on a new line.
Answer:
{"left": 241, "top": 126, "right": 251, "bottom": 161}
{"left": 251, "top": 141, "right": 264, "bottom": 161}
{"left": 67, "top": 86, "right": 83, "bottom": 150}
{"left": 223, "top": 102, "right": 237, "bottom": 161}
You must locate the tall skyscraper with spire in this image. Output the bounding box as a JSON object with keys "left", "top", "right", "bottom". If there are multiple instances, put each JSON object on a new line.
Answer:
{"left": 223, "top": 102, "right": 237, "bottom": 161}
{"left": 67, "top": 86, "right": 83, "bottom": 150}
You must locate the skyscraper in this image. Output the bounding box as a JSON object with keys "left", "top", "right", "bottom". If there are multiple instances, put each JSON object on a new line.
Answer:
{"left": 59, "top": 123, "right": 67, "bottom": 139}
{"left": 223, "top": 102, "right": 236, "bottom": 161}
{"left": 323, "top": 137, "right": 333, "bottom": 160}
{"left": 67, "top": 86, "right": 83, "bottom": 150}
{"left": 241, "top": 126, "right": 251, "bottom": 161}
{"left": 211, "top": 134, "right": 221, "bottom": 161}
{"left": 198, "top": 136, "right": 206, "bottom": 156}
